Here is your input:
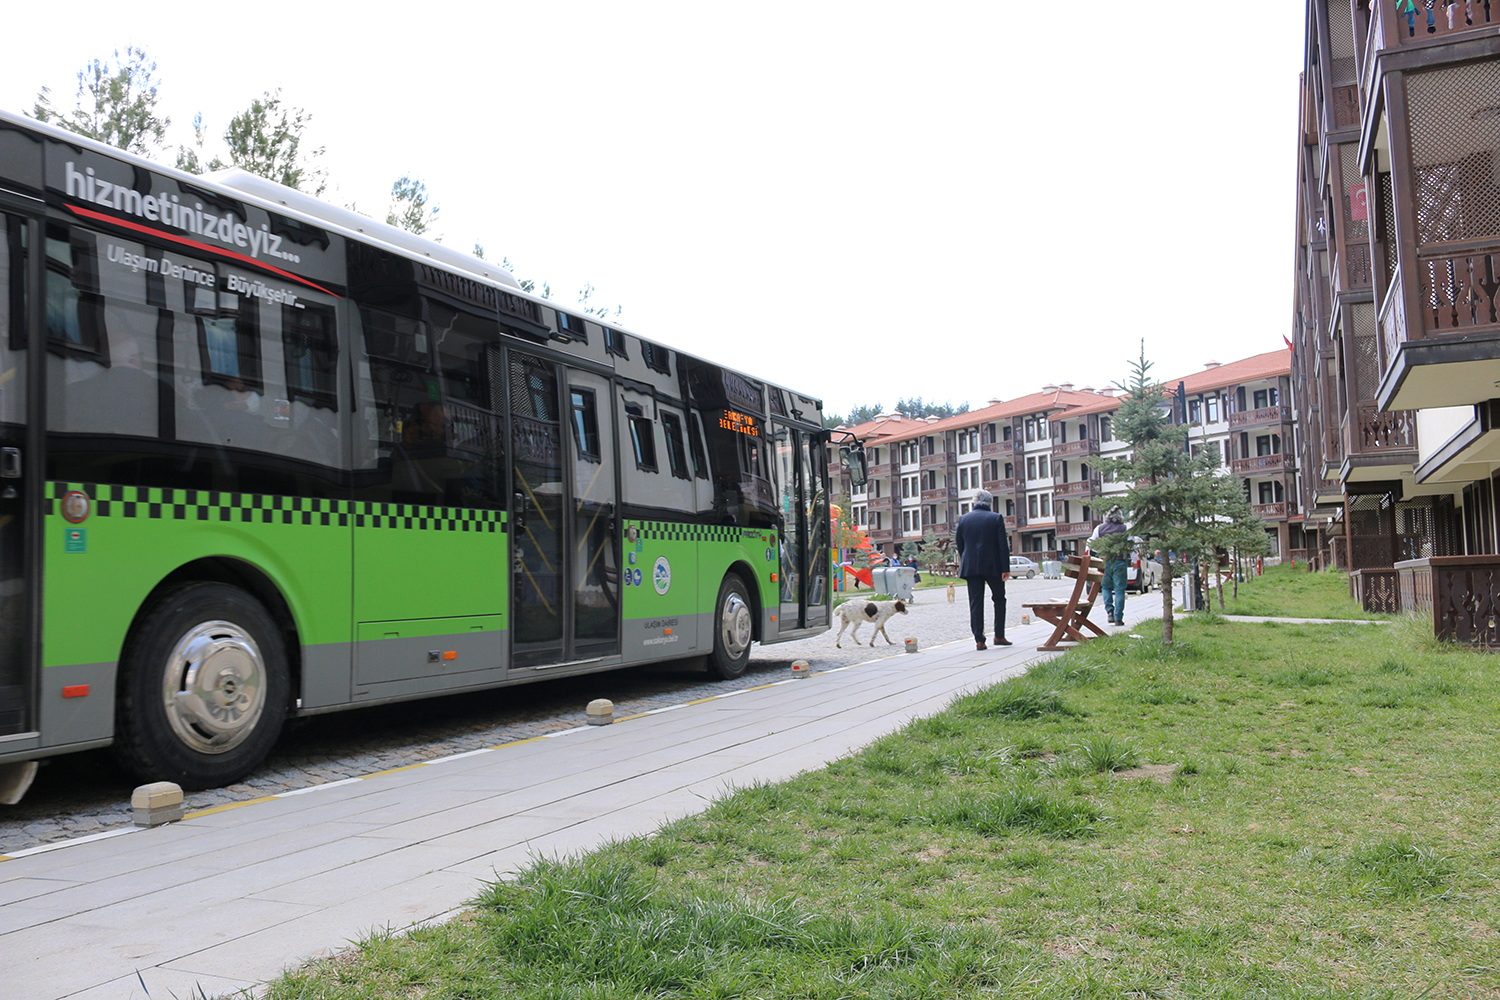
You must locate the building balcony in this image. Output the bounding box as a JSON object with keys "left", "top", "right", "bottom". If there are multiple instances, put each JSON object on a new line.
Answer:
{"left": 1231, "top": 454, "right": 1289, "bottom": 475}
{"left": 980, "top": 440, "right": 1007, "bottom": 458}
{"left": 919, "top": 452, "right": 949, "bottom": 471}
{"left": 921, "top": 486, "right": 956, "bottom": 503}
{"left": 868, "top": 528, "right": 895, "bottom": 545}
{"left": 1004, "top": 515, "right": 1018, "bottom": 531}
{"left": 1228, "top": 405, "right": 1292, "bottom": 429}
{"left": 1053, "top": 478, "right": 1101, "bottom": 499}
{"left": 1340, "top": 406, "right": 1418, "bottom": 484}
{"left": 1053, "top": 439, "right": 1098, "bottom": 459}
{"left": 1378, "top": 247, "right": 1500, "bottom": 411}
{"left": 868, "top": 496, "right": 895, "bottom": 513}
{"left": 982, "top": 477, "right": 1018, "bottom": 494}
{"left": 1254, "top": 502, "right": 1288, "bottom": 520}
{"left": 1056, "top": 520, "right": 1096, "bottom": 540}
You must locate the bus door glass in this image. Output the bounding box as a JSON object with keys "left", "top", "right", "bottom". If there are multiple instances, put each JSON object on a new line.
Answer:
{"left": 509, "top": 352, "right": 566, "bottom": 667}
{"left": 566, "top": 371, "right": 618, "bottom": 658}
{"left": 0, "top": 213, "right": 35, "bottom": 737}
{"left": 801, "top": 432, "right": 830, "bottom": 628}
{"left": 772, "top": 423, "right": 805, "bottom": 631}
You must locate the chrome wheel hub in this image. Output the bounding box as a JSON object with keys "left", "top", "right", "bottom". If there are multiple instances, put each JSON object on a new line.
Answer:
{"left": 720, "top": 593, "right": 752, "bottom": 657}
{"left": 161, "top": 621, "right": 266, "bottom": 754}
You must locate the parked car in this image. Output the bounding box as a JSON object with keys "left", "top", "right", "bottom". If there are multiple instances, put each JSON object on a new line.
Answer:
{"left": 1126, "top": 550, "right": 1162, "bottom": 592}
{"left": 1009, "top": 555, "right": 1038, "bottom": 579}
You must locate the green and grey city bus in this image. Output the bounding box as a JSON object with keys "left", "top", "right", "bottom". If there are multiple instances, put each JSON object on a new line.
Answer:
{"left": 0, "top": 109, "right": 835, "bottom": 798}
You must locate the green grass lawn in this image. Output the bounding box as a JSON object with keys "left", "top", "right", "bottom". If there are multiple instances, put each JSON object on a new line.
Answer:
{"left": 1214, "top": 561, "right": 1393, "bottom": 620}
{"left": 268, "top": 578, "right": 1498, "bottom": 999}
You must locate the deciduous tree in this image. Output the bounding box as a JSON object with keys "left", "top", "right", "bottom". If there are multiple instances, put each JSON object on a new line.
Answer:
{"left": 31, "top": 47, "right": 169, "bottom": 155}
{"left": 387, "top": 175, "right": 438, "bottom": 237}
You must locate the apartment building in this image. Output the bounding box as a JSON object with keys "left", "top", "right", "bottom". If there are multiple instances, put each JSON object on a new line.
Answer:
{"left": 1292, "top": 0, "right": 1497, "bottom": 583}
{"left": 832, "top": 350, "right": 1295, "bottom": 561}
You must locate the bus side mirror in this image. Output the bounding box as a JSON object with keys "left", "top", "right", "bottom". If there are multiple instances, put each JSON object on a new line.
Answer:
{"left": 840, "top": 446, "right": 868, "bottom": 487}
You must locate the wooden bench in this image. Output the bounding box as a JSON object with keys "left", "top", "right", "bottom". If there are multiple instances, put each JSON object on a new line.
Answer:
{"left": 1023, "top": 551, "right": 1107, "bottom": 652}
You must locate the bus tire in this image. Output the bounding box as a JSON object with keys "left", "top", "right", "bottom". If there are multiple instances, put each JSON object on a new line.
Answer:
{"left": 113, "top": 583, "right": 289, "bottom": 790}
{"left": 708, "top": 575, "right": 753, "bottom": 680}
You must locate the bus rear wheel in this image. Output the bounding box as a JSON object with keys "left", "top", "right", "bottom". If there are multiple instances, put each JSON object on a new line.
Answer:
{"left": 113, "top": 583, "right": 290, "bottom": 790}
{"left": 708, "top": 576, "right": 753, "bottom": 680}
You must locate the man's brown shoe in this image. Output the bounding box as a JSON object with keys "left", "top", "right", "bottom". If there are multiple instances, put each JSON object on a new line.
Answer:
{"left": 975, "top": 640, "right": 987, "bottom": 650}
{"left": 994, "top": 636, "right": 1012, "bottom": 646}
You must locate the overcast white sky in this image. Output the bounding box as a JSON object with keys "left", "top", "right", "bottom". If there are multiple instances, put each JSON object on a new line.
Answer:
{"left": 1, "top": 2, "right": 1304, "bottom": 419}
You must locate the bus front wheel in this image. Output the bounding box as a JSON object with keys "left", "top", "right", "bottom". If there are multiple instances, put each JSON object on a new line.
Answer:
{"left": 114, "top": 583, "right": 290, "bottom": 790}
{"left": 708, "top": 576, "right": 753, "bottom": 680}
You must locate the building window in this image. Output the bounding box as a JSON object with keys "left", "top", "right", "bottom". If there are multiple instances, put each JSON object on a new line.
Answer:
{"left": 1027, "top": 456, "right": 1037, "bottom": 480}
{"left": 1003, "top": 424, "right": 1012, "bottom": 441}
{"left": 628, "top": 407, "right": 657, "bottom": 471}
{"left": 1029, "top": 494, "right": 1039, "bottom": 518}
{"left": 1189, "top": 398, "right": 1202, "bottom": 423}
{"left": 554, "top": 310, "right": 588, "bottom": 344}
{"left": 661, "top": 411, "right": 690, "bottom": 479}
{"left": 1038, "top": 455, "right": 1049, "bottom": 478}
{"left": 1254, "top": 388, "right": 1269, "bottom": 409}
{"left": 570, "top": 387, "right": 601, "bottom": 460}
{"left": 604, "top": 327, "right": 627, "bottom": 359}
{"left": 1041, "top": 494, "right": 1051, "bottom": 516}
{"left": 1100, "top": 416, "right": 1112, "bottom": 442}
{"left": 1206, "top": 396, "right": 1219, "bottom": 423}
{"left": 1025, "top": 419, "right": 1035, "bottom": 442}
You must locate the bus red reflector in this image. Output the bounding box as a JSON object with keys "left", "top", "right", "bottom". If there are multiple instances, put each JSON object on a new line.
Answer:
{"left": 770, "top": 573, "right": 778, "bottom": 582}
{"left": 443, "top": 651, "right": 457, "bottom": 660}
{"left": 62, "top": 685, "right": 90, "bottom": 698}
{"left": 664, "top": 628, "right": 672, "bottom": 635}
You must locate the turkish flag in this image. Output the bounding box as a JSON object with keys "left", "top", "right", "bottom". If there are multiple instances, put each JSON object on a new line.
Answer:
{"left": 1349, "top": 183, "right": 1369, "bottom": 221}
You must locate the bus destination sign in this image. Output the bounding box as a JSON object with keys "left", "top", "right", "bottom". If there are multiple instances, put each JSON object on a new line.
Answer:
{"left": 719, "top": 409, "right": 760, "bottom": 438}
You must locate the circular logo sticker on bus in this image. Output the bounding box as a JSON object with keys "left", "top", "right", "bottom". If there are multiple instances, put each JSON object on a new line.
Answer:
{"left": 652, "top": 556, "right": 671, "bottom": 595}
{"left": 62, "top": 490, "right": 91, "bottom": 524}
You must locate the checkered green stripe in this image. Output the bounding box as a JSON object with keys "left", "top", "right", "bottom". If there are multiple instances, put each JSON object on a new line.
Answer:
{"left": 48, "top": 483, "right": 504, "bottom": 532}
{"left": 639, "top": 521, "right": 761, "bottom": 543}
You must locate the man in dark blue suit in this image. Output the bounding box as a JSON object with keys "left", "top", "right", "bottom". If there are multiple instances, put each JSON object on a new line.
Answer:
{"left": 954, "top": 489, "right": 1011, "bottom": 650}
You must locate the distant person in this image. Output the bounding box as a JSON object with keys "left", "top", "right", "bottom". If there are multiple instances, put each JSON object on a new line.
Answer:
{"left": 1088, "top": 506, "right": 1129, "bottom": 625}
{"left": 908, "top": 556, "right": 921, "bottom": 584}
{"left": 954, "top": 489, "right": 1010, "bottom": 650}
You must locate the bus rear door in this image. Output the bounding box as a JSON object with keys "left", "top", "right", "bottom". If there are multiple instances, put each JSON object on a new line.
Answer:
{"left": 771, "top": 425, "right": 830, "bottom": 635}
{"left": 0, "top": 208, "right": 41, "bottom": 790}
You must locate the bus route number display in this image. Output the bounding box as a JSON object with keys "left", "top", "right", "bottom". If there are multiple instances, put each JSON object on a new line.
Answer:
{"left": 719, "top": 409, "right": 760, "bottom": 438}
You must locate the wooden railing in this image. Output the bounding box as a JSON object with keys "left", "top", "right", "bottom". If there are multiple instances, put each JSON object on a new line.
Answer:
{"left": 1231, "top": 454, "right": 1288, "bottom": 474}
{"left": 1254, "top": 502, "right": 1288, "bottom": 519}
{"left": 919, "top": 452, "right": 948, "bottom": 470}
{"left": 1053, "top": 439, "right": 1098, "bottom": 458}
{"left": 1347, "top": 406, "right": 1417, "bottom": 456}
{"left": 868, "top": 528, "right": 895, "bottom": 544}
{"left": 1351, "top": 568, "right": 1401, "bottom": 614}
{"left": 1394, "top": 0, "right": 1496, "bottom": 43}
{"left": 1054, "top": 478, "right": 1100, "bottom": 499}
{"left": 1415, "top": 250, "right": 1500, "bottom": 335}
{"left": 982, "top": 477, "right": 1018, "bottom": 493}
{"left": 980, "top": 441, "right": 1007, "bottom": 458}
{"left": 920, "top": 487, "right": 956, "bottom": 503}
{"left": 1228, "top": 405, "right": 1291, "bottom": 429}
{"left": 1056, "top": 520, "right": 1096, "bottom": 540}
{"left": 1398, "top": 555, "right": 1500, "bottom": 648}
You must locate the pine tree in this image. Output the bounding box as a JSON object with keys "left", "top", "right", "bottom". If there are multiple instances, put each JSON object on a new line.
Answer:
{"left": 1103, "top": 344, "right": 1221, "bottom": 644}
{"left": 32, "top": 47, "right": 169, "bottom": 155}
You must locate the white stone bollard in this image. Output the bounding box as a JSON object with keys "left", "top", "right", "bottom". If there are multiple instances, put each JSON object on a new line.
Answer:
{"left": 586, "top": 698, "right": 615, "bottom": 725}
{"left": 904, "top": 638, "right": 919, "bottom": 653}
{"left": 132, "top": 782, "right": 184, "bottom": 827}
{"left": 790, "top": 660, "right": 811, "bottom": 679}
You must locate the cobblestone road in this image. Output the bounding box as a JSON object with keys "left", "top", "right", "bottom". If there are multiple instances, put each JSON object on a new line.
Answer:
{"left": 0, "top": 577, "right": 1089, "bottom": 854}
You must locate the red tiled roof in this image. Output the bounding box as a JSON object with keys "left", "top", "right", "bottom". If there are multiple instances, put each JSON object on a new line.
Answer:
{"left": 829, "top": 349, "right": 1290, "bottom": 439}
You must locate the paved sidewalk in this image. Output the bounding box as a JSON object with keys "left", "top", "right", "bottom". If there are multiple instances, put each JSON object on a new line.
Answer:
{"left": 1, "top": 600, "right": 1163, "bottom": 1000}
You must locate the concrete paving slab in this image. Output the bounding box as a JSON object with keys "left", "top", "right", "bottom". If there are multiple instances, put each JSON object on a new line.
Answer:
{"left": 0, "top": 605, "right": 1167, "bottom": 998}
{"left": 66, "top": 967, "right": 260, "bottom": 1000}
